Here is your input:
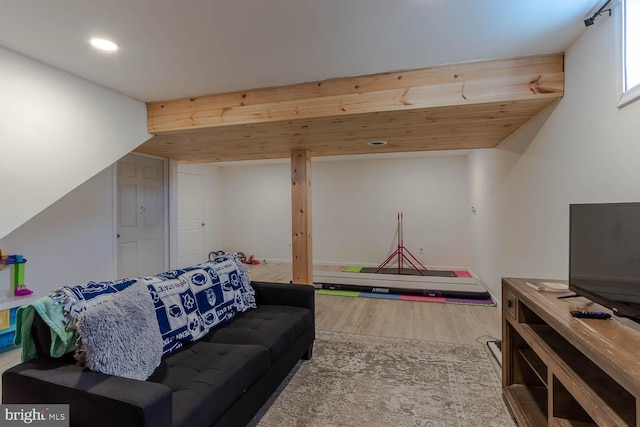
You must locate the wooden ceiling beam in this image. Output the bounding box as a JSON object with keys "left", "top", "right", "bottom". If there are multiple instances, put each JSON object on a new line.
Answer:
{"left": 138, "top": 54, "right": 564, "bottom": 163}
{"left": 150, "top": 54, "right": 560, "bottom": 116}
{"left": 136, "top": 97, "right": 558, "bottom": 162}
{"left": 146, "top": 54, "right": 563, "bottom": 135}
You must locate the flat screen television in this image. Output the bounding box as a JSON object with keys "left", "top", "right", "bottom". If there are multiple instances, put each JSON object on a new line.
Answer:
{"left": 569, "top": 202, "right": 640, "bottom": 321}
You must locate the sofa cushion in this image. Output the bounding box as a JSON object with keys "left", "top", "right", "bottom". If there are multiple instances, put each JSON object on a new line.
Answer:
{"left": 203, "top": 305, "right": 312, "bottom": 361}
{"left": 151, "top": 341, "right": 269, "bottom": 427}
{"left": 75, "top": 283, "right": 163, "bottom": 381}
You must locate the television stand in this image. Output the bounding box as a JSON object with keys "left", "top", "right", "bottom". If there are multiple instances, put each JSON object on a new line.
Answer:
{"left": 502, "top": 277, "right": 640, "bottom": 426}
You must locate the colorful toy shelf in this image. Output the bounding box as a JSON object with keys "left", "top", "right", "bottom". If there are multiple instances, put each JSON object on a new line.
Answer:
{"left": 0, "top": 249, "right": 33, "bottom": 296}
{"left": 0, "top": 293, "right": 39, "bottom": 349}
{"left": 0, "top": 293, "right": 39, "bottom": 310}
{"left": 0, "top": 307, "right": 19, "bottom": 352}
{"left": 0, "top": 249, "right": 37, "bottom": 351}
{"left": 0, "top": 254, "right": 26, "bottom": 267}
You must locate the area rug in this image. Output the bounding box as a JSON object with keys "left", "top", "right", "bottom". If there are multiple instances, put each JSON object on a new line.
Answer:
{"left": 316, "top": 289, "right": 496, "bottom": 306}
{"left": 249, "top": 331, "right": 514, "bottom": 427}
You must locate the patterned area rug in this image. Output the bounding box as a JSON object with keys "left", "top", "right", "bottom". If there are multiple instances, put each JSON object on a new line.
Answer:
{"left": 249, "top": 331, "right": 514, "bottom": 427}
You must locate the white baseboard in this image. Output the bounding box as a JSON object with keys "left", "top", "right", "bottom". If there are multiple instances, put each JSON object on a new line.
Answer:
{"left": 487, "top": 340, "right": 502, "bottom": 366}
{"left": 259, "top": 258, "right": 291, "bottom": 264}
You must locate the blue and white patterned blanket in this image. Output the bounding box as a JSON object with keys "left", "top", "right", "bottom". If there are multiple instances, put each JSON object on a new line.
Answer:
{"left": 147, "top": 256, "right": 256, "bottom": 355}
{"left": 51, "top": 255, "right": 256, "bottom": 356}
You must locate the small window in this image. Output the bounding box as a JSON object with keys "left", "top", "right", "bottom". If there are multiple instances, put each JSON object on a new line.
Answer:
{"left": 619, "top": 0, "right": 640, "bottom": 107}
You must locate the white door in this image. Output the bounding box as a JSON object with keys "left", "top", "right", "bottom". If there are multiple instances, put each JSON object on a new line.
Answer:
{"left": 178, "top": 172, "right": 206, "bottom": 268}
{"left": 117, "top": 154, "right": 166, "bottom": 278}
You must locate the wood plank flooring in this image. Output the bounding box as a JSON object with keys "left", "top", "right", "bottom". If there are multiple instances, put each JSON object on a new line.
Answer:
{"left": 248, "top": 262, "right": 502, "bottom": 346}
{"left": 0, "top": 262, "right": 503, "bottom": 401}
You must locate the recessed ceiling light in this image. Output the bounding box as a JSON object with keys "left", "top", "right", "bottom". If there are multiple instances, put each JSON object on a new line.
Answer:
{"left": 367, "top": 140, "right": 388, "bottom": 147}
{"left": 90, "top": 38, "right": 119, "bottom": 52}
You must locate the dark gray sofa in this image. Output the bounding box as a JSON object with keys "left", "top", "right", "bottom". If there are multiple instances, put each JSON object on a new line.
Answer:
{"left": 2, "top": 281, "right": 315, "bottom": 427}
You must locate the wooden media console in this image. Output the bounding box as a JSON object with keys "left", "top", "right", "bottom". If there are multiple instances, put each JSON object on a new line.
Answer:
{"left": 502, "top": 277, "right": 640, "bottom": 426}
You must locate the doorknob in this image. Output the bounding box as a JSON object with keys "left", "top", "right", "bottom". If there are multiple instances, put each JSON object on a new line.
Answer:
{"left": 117, "top": 234, "right": 121, "bottom": 239}
{"left": 201, "top": 223, "right": 206, "bottom": 227}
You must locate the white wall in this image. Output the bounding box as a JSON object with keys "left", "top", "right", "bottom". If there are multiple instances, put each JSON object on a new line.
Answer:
{"left": 0, "top": 167, "right": 116, "bottom": 296}
{"left": 218, "top": 154, "right": 471, "bottom": 268}
{"left": 0, "top": 46, "right": 150, "bottom": 239}
{"left": 468, "top": 6, "right": 640, "bottom": 301}
{"left": 313, "top": 155, "right": 470, "bottom": 267}
{"left": 220, "top": 163, "right": 292, "bottom": 261}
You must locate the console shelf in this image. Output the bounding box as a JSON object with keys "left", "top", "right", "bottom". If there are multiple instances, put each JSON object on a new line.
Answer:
{"left": 518, "top": 348, "right": 547, "bottom": 387}
{"left": 503, "top": 278, "right": 640, "bottom": 427}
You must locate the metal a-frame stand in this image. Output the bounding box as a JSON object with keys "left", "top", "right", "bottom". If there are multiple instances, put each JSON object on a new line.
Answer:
{"left": 375, "top": 212, "right": 427, "bottom": 275}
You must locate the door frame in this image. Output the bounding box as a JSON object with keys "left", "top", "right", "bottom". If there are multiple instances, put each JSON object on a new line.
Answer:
{"left": 168, "top": 159, "right": 179, "bottom": 269}
{"left": 112, "top": 152, "right": 170, "bottom": 278}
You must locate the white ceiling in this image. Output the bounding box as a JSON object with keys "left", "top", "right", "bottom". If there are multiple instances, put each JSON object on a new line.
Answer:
{"left": 0, "top": 0, "right": 599, "bottom": 102}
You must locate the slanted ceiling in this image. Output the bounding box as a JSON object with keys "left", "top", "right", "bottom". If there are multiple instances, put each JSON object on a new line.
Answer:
{"left": 137, "top": 54, "right": 563, "bottom": 163}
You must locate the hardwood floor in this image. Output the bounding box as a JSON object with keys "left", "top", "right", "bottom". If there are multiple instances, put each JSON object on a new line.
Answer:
{"left": 248, "top": 262, "right": 502, "bottom": 346}
{"left": 0, "top": 262, "right": 503, "bottom": 400}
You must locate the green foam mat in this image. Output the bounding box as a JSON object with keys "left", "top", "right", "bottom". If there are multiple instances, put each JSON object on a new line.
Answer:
{"left": 317, "top": 289, "right": 361, "bottom": 297}
{"left": 344, "top": 265, "right": 363, "bottom": 272}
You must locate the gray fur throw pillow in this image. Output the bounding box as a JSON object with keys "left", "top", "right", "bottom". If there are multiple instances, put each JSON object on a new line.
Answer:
{"left": 75, "top": 283, "right": 162, "bottom": 380}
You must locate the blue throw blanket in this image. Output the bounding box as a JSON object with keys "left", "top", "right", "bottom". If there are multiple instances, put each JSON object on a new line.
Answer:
{"left": 52, "top": 277, "right": 139, "bottom": 326}
{"left": 147, "top": 256, "right": 256, "bottom": 355}
{"left": 51, "top": 255, "right": 256, "bottom": 356}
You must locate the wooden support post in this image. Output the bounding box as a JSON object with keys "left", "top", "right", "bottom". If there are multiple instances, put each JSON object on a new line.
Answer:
{"left": 291, "top": 149, "right": 313, "bottom": 284}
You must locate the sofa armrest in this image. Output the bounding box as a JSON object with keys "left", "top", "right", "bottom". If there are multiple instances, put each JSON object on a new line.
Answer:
{"left": 3, "top": 359, "right": 172, "bottom": 427}
{"left": 250, "top": 281, "right": 315, "bottom": 313}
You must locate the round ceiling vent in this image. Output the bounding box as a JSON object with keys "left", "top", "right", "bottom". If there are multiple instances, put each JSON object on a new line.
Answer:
{"left": 367, "top": 140, "right": 388, "bottom": 147}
